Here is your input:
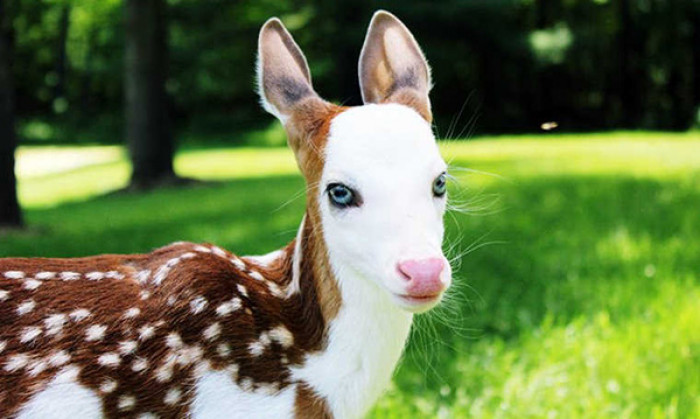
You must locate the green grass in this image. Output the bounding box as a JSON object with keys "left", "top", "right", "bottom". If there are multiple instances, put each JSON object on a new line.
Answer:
{"left": 2, "top": 131, "right": 699, "bottom": 418}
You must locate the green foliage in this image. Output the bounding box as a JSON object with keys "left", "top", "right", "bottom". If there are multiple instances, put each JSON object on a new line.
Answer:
{"left": 10, "top": 0, "right": 700, "bottom": 143}
{"left": 2, "top": 132, "right": 699, "bottom": 417}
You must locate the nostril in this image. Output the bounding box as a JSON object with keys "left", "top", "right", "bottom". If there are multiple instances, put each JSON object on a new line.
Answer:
{"left": 397, "top": 264, "right": 412, "bottom": 281}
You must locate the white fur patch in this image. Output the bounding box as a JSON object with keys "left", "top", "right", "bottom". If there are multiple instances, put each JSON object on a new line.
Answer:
{"left": 17, "top": 299, "right": 36, "bottom": 316}
{"left": 44, "top": 313, "right": 67, "bottom": 336}
{"left": 69, "top": 308, "right": 91, "bottom": 322}
{"left": 97, "top": 352, "right": 121, "bottom": 368}
{"left": 16, "top": 366, "right": 101, "bottom": 419}
{"left": 85, "top": 324, "right": 107, "bottom": 341}
{"left": 192, "top": 370, "right": 296, "bottom": 419}
{"left": 4, "top": 271, "right": 25, "bottom": 279}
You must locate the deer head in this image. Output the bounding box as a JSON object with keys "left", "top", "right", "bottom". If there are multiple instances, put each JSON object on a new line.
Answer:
{"left": 257, "top": 11, "right": 450, "bottom": 313}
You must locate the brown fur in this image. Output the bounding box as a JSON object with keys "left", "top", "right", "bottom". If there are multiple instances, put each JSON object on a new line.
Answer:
{"left": 0, "top": 224, "right": 331, "bottom": 417}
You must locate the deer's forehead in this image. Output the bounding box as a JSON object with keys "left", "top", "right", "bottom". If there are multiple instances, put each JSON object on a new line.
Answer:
{"left": 323, "top": 104, "right": 444, "bottom": 182}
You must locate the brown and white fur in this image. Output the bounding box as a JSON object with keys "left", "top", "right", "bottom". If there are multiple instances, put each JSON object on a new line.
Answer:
{"left": 0, "top": 11, "right": 452, "bottom": 419}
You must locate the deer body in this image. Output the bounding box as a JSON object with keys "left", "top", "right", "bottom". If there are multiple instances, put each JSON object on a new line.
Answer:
{"left": 1, "top": 11, "right": 452, "bottom": 419}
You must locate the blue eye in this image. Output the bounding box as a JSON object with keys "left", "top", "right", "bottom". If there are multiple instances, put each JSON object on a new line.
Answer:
{"left": 433, "top": 173, "right": 447, "bottom": 197}
{"left": 327, "top": 183, "right": 358, "bottom": 208}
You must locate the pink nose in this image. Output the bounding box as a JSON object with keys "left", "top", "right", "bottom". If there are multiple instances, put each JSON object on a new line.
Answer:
{"left": 397, "top": 258, "right": 446, "bottom": 296}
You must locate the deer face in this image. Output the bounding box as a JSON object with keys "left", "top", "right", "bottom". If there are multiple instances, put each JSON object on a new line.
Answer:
{"left": 320, "top": 104, "right": 450, "bottom": 312}
{"left": 258, "top": 11, "right": 450, "bottom": 313}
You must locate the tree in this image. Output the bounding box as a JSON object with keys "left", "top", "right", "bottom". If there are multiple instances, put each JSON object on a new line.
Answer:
{"left": 0, "top": 0, "right": 23, "bottom": 228}
{"left": 124, "top": 0, "right": 176, "bottom": 189}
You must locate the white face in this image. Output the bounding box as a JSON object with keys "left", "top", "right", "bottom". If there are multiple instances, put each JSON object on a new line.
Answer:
{"left": 319, "top": 104, "right": 451, "bottom": 313}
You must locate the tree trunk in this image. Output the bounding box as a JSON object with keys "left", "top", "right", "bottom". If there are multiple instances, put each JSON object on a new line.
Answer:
{"left": 53, "top": 4, "right": 70, "bottom": 104}
{"left": 0, "top": 0, "right": 23, "bottom": 228}
{"left": 124, "top": 0, "right": 176, "bottom": 189}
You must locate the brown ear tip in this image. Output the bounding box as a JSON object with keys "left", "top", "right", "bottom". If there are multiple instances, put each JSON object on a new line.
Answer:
{"left": 370, "top": 10, "right": 401, "bottom": 25}
{"left": 260, "top": 17, "right": 286, "bottom": 35}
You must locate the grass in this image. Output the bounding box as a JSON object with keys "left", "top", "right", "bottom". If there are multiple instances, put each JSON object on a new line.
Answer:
{"left": 2, "top": 131, "right": 699, "bottom": 418}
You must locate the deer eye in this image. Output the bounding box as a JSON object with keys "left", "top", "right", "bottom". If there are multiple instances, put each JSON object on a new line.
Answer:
{"left": 433, "top": 173, "right": 447, "bottom": 197}
{"left": 327, "top": 183, "right": 359, "bottom": 208}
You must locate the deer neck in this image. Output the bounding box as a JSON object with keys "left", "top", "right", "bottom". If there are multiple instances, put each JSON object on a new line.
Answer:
{"left": 289, "top": 209, "right": 414, "bottom": 419}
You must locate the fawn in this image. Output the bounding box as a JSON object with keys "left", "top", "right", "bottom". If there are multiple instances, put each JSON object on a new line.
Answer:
{"left": 0, "top": 10, "right": 452, "bottom": 419}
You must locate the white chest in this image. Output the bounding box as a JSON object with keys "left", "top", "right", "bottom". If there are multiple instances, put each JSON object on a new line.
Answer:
{"left": 292, "top": 279, "right": 413, "bottom": 419}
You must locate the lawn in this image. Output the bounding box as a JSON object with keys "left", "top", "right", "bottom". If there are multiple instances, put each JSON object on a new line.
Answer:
{"left": 2, "top": 132, "right": 699, "bottom": 418}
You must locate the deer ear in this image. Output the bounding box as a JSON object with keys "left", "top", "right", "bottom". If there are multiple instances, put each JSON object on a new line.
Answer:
{"left": 359, "top": 11, "right": 432, "bottom": 122}
{"left": 257, "top": 18, "right": 318, "bottom": 123}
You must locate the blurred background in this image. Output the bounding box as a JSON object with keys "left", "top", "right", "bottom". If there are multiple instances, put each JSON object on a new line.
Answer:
{"left": 1, "top": 0, "right": 699, "bottom": 418}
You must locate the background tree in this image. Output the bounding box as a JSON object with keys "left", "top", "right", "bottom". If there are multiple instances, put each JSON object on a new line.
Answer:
{"left": 0, "top": 0, "right": 23, "bottom": 228}
{"left": 124, "top": 0, "right": 175, "bottom": 189}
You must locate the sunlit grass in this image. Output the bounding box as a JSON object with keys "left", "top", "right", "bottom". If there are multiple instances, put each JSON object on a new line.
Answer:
{"left": 4, "top": 131, "right": 700, "bottom": 418}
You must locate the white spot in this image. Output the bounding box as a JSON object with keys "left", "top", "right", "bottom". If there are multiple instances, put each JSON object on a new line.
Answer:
{"left": 118, "top": 395, "right": 136, "bottom": 411}
{"left": 137, "top": 413, "right": 159, "bottom": 419}
{"left": 23, "top": 279, "right": 42, "bottom": 290}
{"left": 237, "top": 284, "right": 248, "bottom": 298}
{"left": 230, "top": 258, "right": 246, "bottom": 270}
{"left": 138, "top": 325, "right": 156, "bottom": 341}
{"left": 216, "top": 297, "right": 242, "bottom": 317}
{"left": 69, "top": 308, "right": 91, "bottom": 322}
{"left": 4, "top": 271, "right": 25, "bottom": 279}
{"left": 164, "top": 387, "right": 182, "bottom": 405}
{"left": 153, "top": 259, "right": 179, "bottom": 286}
{"left": 48, "top": 350, "right": 71, "bottom": 367}
{"left": 140, "top": 290, "right": 151, "bottom": 300}
{"left": 249, "top": 341, "right": 265, "bottom": 357}
{"left": 119, "top": 340, "right": 138, "bottom": 355}
{"left": 269, "top": 325, "right": 294, "bottom": 348}
{"left": 166, "top": 296, "right": 177, "bottom": 306}
{"left": 202, "top": 323, "right": 221, "bottom": 341}
{"left": 20, "top": 326, "right": 42, "bottom": 343}
{"left": 155, "top": 356, "right": 176, "bottom": 382}
{"left": 28, "top": 359, "right": 48, "bottom": 376}
{"left": 35, "top": 271, "right": 56, "bottom": 280}
{"left": 44, "top": 313, "right": 67, "bottom": 336}
{"left": 217, "top": 343, "right": 231, "bottom": 358}
{"left": 211, "top": 246, "right": 227, "bottom": 258}
{"left": 166, "top": 332, "right": 183, "bottom": 349}
{"left": 0, "top": 290, "right": 10, "bottom": 301}
{"left": 85, "top": 272, "right": 105, "bottom": 281}
{"left": 190, "top": 296, "right": 208, "bottom": 314}
{"left": 100, "top": 379, "right": 118, "bottom": 393}
{"left": 97, "top": 352, "right": 121, "bottom": 368}
{"left": 0, "top": 340, "right": 6, "bottom": 353}
{"left": 60, "top": 272, "right": 81, "bottom": 281}
{"left": 249, "top": 271, "right": 265, "bottom": 282}
{"left": 268, "top": 282, "right": 286, "bottom": 298}
{"left": 176, "top": 345, "right": 203, "bottom": 366}
{"left": 123, "top": 307, "right": 140, "bottom": 319}
{"left": 132, "top": 357, "right": 149, "bottom": 373}
{"left": 85, "top": 324, "right": 107, "bottom": 341}
{"left": 17, "top": 299, "right": 36, "bottom": 316}
{"left": 259, "top": 332, "right": 271, "bottom": 347}
{"left": 5, "top": 353, "right": 30, "bottom": 372}
{"left": 181, "top": 252, "right": 197, "bottom": 260}
{"left": 105, "top": 271, "right": 124, "bottom": 280}
{"left": 135, "top": 270, "right": 151, "bottom": 284}
{"left": 194, "top": 245, "right": 211, "bottom": 253}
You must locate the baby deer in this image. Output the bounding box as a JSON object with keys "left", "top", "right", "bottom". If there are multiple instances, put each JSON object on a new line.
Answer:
{"left": 0, "top": 10, "right": 451, "bottom": 419}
